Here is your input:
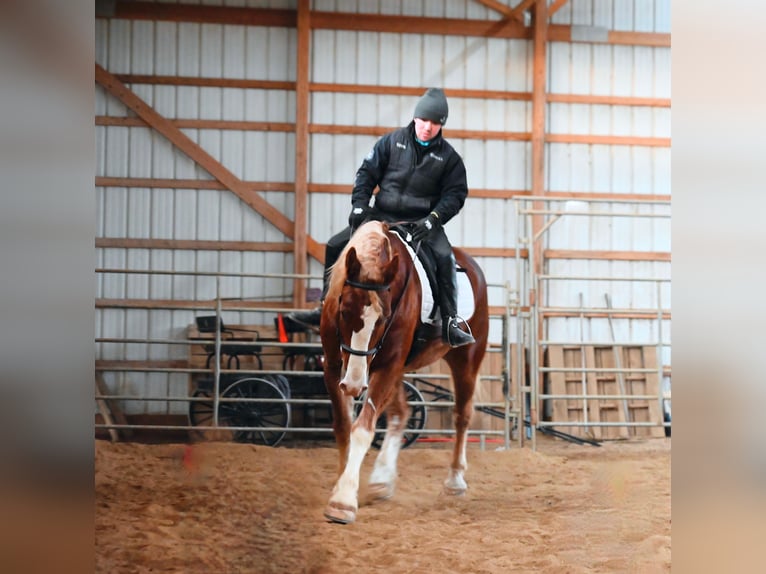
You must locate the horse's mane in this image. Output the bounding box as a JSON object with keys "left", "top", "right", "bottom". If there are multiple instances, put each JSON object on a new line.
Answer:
{"left": 327, "top": 222, "right": 391, "bottom": 297}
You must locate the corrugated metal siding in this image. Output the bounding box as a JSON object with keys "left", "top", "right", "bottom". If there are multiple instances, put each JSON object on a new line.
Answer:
{"left": 96, "top": 12, "right": 299, "bottom": 413}
{"left": 543, "top": 7, "right": 671, "bottom": 355}
{"left": 96, "top": 0, "right": 671, "bottom": 415}
{"left": 552, "top": 0, "right": 671, "bottom": 33}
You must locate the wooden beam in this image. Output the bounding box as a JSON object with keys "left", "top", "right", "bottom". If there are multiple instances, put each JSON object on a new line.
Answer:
{"left": 547, "top": 134, "right": 671, "bottom": 147}
{"left": 292, "top": 0, "right": 310, "bottom": 308}
{"left": 463, "top": 247, "right": 528, "bottom": 258}
{"left": 104, "top": 76, "right": 670, "bottom": 108}
{"left": 310, "top": 10, "right": 529, "bottom": 39}
{"left": 548, "top": 0, "right": 570, "bottom": 18}
{"left": 97, "top": 118, "right": 668, "bottom": 146}
{"left": 95, "top": 64, "right": 324, "bottom": 262}
{"left": 530, "top": 0, "right": 548, "bottom": 279}
{"left": 94, "top": 116, "right": 295, "bottom": 132}
{"left": 95, "top": 177, "right": 293, "bottom": 192}
{"left": 115, "top": 74, "right": 295, "bottom": 90}
{"left": 531, "top": 0, "right": 548, "bottom": 424}
{"left": 95, "top": 372, "right": 133, "bottom": 439}
{"left": 95, "top": 178, "right": 669, "bottom": 203}
{"left": 95, "top": 238, "right": 293, "bottom": 252}
{"left": 94, "top": 374, "right": 120, "bottom": 441}
{"left": 312, "top": 83, "right": 532, "bottom": 101}
{"left": 545, "top": 250, "right": 671, "bottom": 262}
{"left": 96, "top": 118, "right": 667, "bottom": 145}
{"left": 308, "top": 123, "right": 531, "bottom": 141}
{"left": 472, "top": 0, "right": 514, "bottom": 18}
{"left": 546, "top": 93, "right": 670, "bottom": 108}
{"left": 113, "top": 3, "right": 296, "bottom": 27}
{"left": 107, "top": 3, "right": 669, "bottom": 47}
{"left": 547, "top": 25, "right": 671, "bottom": 47}
{"left": 510, "top": 0, "right": 540, "bottom": 23}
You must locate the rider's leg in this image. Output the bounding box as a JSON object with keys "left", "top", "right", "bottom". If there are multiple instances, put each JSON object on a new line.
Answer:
{"left": 431, "top": 232, "right": 475, "bottom": 348}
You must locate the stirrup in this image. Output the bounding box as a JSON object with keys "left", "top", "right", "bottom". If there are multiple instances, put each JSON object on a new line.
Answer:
{"left": 444, "top": 316, "right": 475, "bottom": 348}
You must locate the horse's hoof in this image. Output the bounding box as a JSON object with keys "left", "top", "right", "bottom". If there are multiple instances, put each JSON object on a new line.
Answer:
{"left": 366, "top": 482, "right": 395, "bottom": 502}
{"left": 324, "top": 502, "right": 357, "bottom": 524}
{"left": 442, "top": 485, "right": 467, "bottom": 496}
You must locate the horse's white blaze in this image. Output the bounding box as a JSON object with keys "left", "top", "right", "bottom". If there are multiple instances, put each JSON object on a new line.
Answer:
{"left": 369, "top": 415, "right": 403, "bottom": 486}
{"left": 331, "top": 426, "right": 373, "bottom": 509}
{"left": 340, "top": 304, "right": 379, "bottom": 395}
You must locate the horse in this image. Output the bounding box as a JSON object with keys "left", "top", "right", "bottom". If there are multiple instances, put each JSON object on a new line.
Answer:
{"left": 319, "top": 220, "right": 489, "bottom": 524}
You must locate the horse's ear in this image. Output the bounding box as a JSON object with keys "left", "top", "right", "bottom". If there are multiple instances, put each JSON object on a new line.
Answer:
{"left": 382, "top": 252, "right": 399, "bottom": 285}
{"left": 380, "top": 221, "right": 390, "bottom": 234}
{"left": 345, "top": 247, "right": 361, "bottom": 279}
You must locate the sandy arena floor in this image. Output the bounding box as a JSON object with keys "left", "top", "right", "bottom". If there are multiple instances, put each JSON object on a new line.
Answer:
{"left": 95, "top": 436, "right": 670, "bottom": 573}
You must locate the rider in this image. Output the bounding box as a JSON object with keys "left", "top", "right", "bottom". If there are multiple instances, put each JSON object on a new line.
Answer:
{"left": 289, "top": 88, "right": 475, "bottom": 348}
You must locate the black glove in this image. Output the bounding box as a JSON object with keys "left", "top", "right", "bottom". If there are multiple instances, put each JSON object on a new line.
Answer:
{"left": 411, "top": 212, "right": 441, "bottom": 242}
{"left": 348, "top": 205, "right": 369, "bottom": 228}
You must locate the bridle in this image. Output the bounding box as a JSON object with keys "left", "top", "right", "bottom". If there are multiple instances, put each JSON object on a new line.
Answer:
{"left": 338, "top": 249, "right": 413, "bottom": 360}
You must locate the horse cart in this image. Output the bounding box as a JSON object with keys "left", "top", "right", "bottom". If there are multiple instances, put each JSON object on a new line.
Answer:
{"left": 187, "top": 314, "right": 429, "bottom": 448}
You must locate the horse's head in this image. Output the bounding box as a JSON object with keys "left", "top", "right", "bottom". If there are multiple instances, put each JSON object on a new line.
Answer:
{"left": 336, "top": 225, "right": 399, "bottom": 397}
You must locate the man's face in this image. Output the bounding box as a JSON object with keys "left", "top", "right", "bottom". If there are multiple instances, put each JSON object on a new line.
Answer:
{"left": 414, "top": 118, "right": 442, "bottom": 142}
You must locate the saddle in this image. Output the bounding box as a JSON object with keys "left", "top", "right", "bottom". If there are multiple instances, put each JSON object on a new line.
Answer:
{"left": 388, "top": 225, "right": 475, "bottom": 362}
{"left": 390, "top": 225, "right": 441, "bottom": 321}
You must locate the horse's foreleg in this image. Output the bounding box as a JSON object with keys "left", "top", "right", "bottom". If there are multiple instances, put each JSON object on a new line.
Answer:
{"left": 324, "top": 396, "right": 376, "bottom": 524}
{"left": 330, "top": 394, "right": 355, "bottom": 477}
{"left": 367, "top": 384, "right": 408, "bottom": 502}
{"left": 324, "top": 357, "right": 352, "bottom": 478}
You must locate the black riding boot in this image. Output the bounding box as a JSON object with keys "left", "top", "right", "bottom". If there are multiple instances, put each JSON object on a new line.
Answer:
{"left": 437, "top": 256, "right": 475, "bottom": 348}
{"left": 287, "top": 270, "right": 330, "bottom": 327}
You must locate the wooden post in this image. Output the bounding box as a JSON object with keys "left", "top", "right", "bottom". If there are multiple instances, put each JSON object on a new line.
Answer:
{"left": 531, "top": 0, "right": 548, "bottom": 427}
{"left": 95, "top": 372, "right": 133, "bottom": 441}
{"left": 293, "top": 0, "right": 311, "bottom": 308}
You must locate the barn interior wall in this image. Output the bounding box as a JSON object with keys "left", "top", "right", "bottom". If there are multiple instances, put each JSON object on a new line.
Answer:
{"left": 95, "top": 0, "right": 671, "bottom": 417}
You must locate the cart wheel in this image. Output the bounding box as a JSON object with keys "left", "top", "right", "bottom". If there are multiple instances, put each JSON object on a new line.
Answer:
{"left": 362, "top": 380, "right": 427, "bottom": 450}
{"left": 189, "top": 387, "right": 236, "bottom": 442}
{"left": 220, "top": 376, "right": 291, "bottom": 447}
{"left": 189, "top": 388, "right": 214, "bottom": 427}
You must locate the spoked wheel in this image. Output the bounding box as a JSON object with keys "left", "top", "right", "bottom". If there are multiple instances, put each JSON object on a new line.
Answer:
{"left": 188, "top": 376, "right": 291, "bottom": 446}
{"left": 220, "top": 376, "right": 291, "bottom": 447}
{"left": 189, "top": 388, "right": 214, "bottom": 426}
{"left": 359, "top": 380, "right": 427, "bottom": 450}
{"left": 188, "top": 387, "right": 237, "bottom": 442}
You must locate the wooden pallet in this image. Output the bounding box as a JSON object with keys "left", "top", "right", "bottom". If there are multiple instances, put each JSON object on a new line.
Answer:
{"left": 545, "top": 345, "right": 664, "bottom": 440}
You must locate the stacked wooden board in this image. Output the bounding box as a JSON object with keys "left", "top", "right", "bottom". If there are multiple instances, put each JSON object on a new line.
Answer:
{"left": 545, "top": 345, "right": 664, "bottom": 439}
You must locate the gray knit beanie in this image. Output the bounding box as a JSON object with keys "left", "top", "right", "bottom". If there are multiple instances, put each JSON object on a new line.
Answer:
{"left": 413, "top": 88, "right": 448, "bottom": 125}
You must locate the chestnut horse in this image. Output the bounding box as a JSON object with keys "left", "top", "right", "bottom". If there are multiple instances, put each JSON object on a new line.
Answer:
{"left": 319, "top": 220, "right": 489, "bottom": 524}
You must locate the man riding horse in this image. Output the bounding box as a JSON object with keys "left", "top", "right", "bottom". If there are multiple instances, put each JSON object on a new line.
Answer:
{"left": 289, "top": 87, "right": 475, "bottom": 348}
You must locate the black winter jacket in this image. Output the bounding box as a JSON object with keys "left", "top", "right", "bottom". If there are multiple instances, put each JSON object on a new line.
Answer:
{"left": 350, "top": 122, "right": 468, "bottom": 224}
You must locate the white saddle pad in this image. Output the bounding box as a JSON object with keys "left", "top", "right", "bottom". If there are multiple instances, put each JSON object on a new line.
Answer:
{"left": 395, "top": 235, "right": 475, "bottom": 324}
